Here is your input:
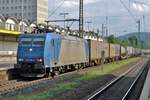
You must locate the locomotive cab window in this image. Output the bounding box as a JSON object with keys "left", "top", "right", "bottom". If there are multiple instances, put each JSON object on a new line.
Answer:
{"left": 33, "top": 38, "right": 45, "bottom": 46}
{"left": 19, "top": 38, "right": 32, "bottom": 46}
{"left": 51, "top": 39, "right": 55, "bottom": 47}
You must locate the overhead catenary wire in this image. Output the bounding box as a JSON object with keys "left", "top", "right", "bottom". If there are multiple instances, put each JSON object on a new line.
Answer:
{"left": 48, "top": 0, "right": 66, "bottom": 19}
{"left": 120, "top": 0, "right": 137, "bottom": 22}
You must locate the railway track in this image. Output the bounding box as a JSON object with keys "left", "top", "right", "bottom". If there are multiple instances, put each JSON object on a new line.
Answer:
{"left": 0, "top": 80, "right": 17, "bottom": 87}
{"left": 0, "top": 77, "right": 53, "bottom": 96}
{"left": 0, "top": 65, "right": 85, "bottom": 96}
{"left": 88, "top": 58, "right": 149, "bottom": 100}
{"left": 0, "top": 58, "right": 146, "bottom": 97}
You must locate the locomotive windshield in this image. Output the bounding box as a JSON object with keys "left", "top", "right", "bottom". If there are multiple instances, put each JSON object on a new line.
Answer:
{"left": 19, "top": 37, "right": 45, "bottom": 47}
{"left": 33, "top": 38, "right": 45, "bottom": 46}
{"left": 20, "top": 38, "right": 32, "bottom": 46}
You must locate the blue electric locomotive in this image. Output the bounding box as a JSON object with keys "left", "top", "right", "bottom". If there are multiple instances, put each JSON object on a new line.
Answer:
{"left": 15, "top": 32, "right": 89, "bottom": 77}
{"left": 15, "top": 31, "right": 142, "bottom": 78}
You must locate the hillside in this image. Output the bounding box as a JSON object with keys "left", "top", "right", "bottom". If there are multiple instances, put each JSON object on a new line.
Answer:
{"left": 119, "top": 32, "right": 150, "bottom": 44}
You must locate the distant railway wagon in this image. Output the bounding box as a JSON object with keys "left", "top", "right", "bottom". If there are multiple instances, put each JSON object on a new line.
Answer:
{"left": 126, "top": 46, "right": 142, "bottom": 57}
{"left": 88, "top": 40, "right": 109, "bottom": 65}
{"left": 132, "top": 48, "right": 136, "bottom": 56}
{"left": 132, "top": 48, "right": 140, "bottom": 56}
{"left": 87, "top": 40, "right": 127, "bottom": 65}
{"left": 135, "top": 48, "right": 141, "bottom": 55}
{"left": 126, "top": 47, "right": 133, "bottom": 57}
{"left": 109, "top": 44, "right": 116, "bottom": 59}
{"left": 15, "top": 32, "right": 146, "bottom": 77}
{"left": 142, "top": 49, "right": 150, "bottom": 54}
{"left": 114, "top": 44, "right": 121, "bottom": 59}
{"left": 121, "top": 46, "right": 126, "bottom": 58}
{"left": 109, "top": 44, "right": 126, "bottom": 60}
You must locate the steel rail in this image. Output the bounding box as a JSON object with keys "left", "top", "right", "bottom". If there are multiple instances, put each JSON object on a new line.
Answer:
{"left": 88, "top": 59, "right": 145, "bottom": 100}
{"left": 121, "top": 60, "right": 148, "bottom": 100}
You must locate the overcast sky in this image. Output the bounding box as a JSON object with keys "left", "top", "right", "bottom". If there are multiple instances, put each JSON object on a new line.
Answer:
{"left": 48, "top": 0, "right": 150, "bottom": 36}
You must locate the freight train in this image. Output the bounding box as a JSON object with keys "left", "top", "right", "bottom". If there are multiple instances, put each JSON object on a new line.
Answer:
{"left": 14, "top": 32, "right": 147, "bottom": 77}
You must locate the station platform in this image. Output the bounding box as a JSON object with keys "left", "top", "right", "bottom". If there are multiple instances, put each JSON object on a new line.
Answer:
{"left": 0, "top": 56, "right": 16, "bottom": 68}
{"left": 0, "top": 20, "right": 22, "bottom": 80}
{"left": 140, "top": 66, "right": 150, "bottom": 100}
{"left": 0, "top": 57, "right": 16, "bottom": 80}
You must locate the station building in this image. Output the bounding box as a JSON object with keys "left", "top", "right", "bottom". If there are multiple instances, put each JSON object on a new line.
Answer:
{"left": 0, "top": 0, "right": 48, "bottom": 24}
{"left": 0, "top": 16, "right": 38, "bottom": 56}
{"left": 0, "top": 0, "right": 48, "bottom": 56}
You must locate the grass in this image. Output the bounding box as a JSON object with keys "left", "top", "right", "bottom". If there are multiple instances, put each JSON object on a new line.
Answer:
{"left": 78, "top": 57, "right": 140, "bottom": 81}
{"left": 10, "top": 82, "right": 79, "bottom": 100}
{"left": 10, "top": 57, "right": 140, "bottom": 100}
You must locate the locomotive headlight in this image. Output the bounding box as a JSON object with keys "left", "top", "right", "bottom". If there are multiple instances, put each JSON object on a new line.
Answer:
{"left": 18, "top": 58, "right": 24, "bottom": 62}
{"left": 37, "top": 58, "right": 43, "bottom": 63}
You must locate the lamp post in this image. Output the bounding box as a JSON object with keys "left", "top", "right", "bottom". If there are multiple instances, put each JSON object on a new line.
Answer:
{"left": 79, "top": 0, "right": 83, "bottom": 38}
{"left": 85, "top": 21, "right": 92, "bottom": 31}
{"left": 21, "top": 0, "right": 24, "bottom": 32}
{"left": 137, "top": 20, "right": 141, "bottom": 48}
{"left": 60, "top": 13, "right": 69, "bottom": 28}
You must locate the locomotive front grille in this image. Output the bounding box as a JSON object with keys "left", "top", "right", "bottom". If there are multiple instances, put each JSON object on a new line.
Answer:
{"left": 20, "top": 63, "right": 45, "bottom": 74}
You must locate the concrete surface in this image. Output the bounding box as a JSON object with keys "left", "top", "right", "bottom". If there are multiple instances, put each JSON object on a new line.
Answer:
{"left": 140, "top": 66, "right": 150, "bottom": 100}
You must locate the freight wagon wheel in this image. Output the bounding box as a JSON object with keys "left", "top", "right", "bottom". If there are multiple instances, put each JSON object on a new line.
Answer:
{"left": 60, "top": 67, "right": 65, "bottom": 73}
{"left": 55, "top": 71, "right": 60, "bottom": 75}
{"left": 79, "top": 64, "right": 84, "bottom": 69}
{"left": 50, "top": 72, "right": 55, "bottom": 78}
{"left": 82, "top": 63, "right": 86, "bottom": 68}
{"left": 80, "top": 64, "right": 84, "bottom": 69}
{"left": 75, "top": 64, "right": 79, "bottom": 70}
{"left": 45, "top": 72, "right": 50, "bottom": 78}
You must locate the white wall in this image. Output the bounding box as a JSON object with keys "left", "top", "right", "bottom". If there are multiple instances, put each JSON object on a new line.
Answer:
{"left": 0, "top": 41, "right": 18, "bottom": 51}
{"left": 0, "top": 41, "right": 18, "bottom": 56}
{"left": 0, "top": 0, "right": 48, "bottom": 23}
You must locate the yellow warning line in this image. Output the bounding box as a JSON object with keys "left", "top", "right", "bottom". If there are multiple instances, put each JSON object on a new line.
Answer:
{"left": 0, "top": 29, "right": 22, "bottom": 35}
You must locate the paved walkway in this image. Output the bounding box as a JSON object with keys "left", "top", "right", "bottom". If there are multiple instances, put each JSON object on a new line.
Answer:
{"left": 0, "top": 57, "right": 16, "bottom": 70}
{"left": 140, "top": 66, "right": 150, "bottom": 100}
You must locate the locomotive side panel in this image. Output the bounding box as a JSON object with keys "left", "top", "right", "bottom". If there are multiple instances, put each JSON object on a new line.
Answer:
{"left": 52, "top": 38, "right": 88, "bottom": 67}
